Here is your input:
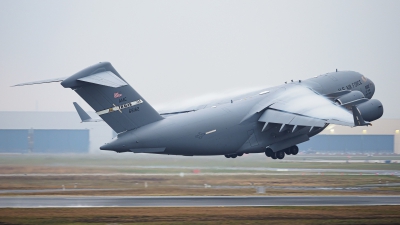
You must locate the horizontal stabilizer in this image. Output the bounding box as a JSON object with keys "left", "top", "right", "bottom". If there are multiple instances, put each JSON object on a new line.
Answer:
{"left": 77, "top": 71, "right": 128, "bottom": 88}
{"left": 73, "top": 102, "right": 103, "bottom": 122}
{"left": 12, "top": 77, "right": 66, "bottom": 87}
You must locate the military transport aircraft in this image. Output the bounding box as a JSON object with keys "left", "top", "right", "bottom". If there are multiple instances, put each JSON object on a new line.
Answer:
{"left": 13, "top": 62, "right": 383, "bottom": 159}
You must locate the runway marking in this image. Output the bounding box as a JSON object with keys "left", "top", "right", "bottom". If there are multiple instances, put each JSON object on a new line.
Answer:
{"left": 1, "top": 196, "right": 399, "bottom": 208}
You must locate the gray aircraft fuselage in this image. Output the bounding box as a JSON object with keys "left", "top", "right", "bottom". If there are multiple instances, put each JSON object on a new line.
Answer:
{"left": 101, "top": 71, "right": 375, "bottom": 156}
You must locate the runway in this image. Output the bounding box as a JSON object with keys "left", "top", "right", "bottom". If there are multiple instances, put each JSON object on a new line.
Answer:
{"left": 1, "top": 196, "right": 400, "bottom": 208}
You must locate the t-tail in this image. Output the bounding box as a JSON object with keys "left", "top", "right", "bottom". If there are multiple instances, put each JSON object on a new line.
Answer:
{"left": 14, "top": 62, "right": 164, "bottom": 133}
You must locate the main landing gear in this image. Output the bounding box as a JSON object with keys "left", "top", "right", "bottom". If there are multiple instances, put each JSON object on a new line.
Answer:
{"left": 225, "top": 153, "right": 244, "bottom": 159}
{"left": 265, "top": 145, "right": 299, "bottom": 160}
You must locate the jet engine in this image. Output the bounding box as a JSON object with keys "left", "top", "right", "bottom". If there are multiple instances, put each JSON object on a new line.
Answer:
{"left": 356, "top": 99, "right": 383, "bottom": 122}
{"left": 335, "top": 91, "right": 365, "bottom": 105}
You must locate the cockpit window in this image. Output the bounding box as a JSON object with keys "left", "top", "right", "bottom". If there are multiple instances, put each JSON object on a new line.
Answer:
{"left": 361, "top": 75, "right": 368, "bottom": 82}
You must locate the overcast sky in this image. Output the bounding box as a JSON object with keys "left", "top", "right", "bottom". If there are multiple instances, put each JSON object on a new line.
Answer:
{"left": 1, "top": 0, "right": 399, "bottom": 118}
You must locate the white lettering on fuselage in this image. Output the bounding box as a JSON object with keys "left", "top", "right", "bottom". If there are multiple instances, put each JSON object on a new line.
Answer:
{"left": 205, "top": 129, "right": 216, "bottom": 135}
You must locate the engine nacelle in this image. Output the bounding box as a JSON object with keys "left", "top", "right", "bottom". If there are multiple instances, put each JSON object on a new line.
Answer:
{"left": 336, "top": 91, "right": 365, "bottom": 105}
{"left": 357, "top": 99, "right": 383, "bottom": 122}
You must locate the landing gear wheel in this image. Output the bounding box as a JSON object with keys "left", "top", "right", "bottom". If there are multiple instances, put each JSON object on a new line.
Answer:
{"left": 276, "top": 151, "right": 285, "bottom": 159}
{"left": 290, "top": 145, "right": 299, "bottom": 155}
{"left": 284, "top": 148, "right": 291, "bottom": 155}
{"left": 225, "top": 155, "right": 230, "bottom": 158}
{"left": 271, "top": 152, "right": 277, "bottom": 159}
{"left": 237, "top": 153, "right": 244, "bottom": 157}
{"left": 265, "top": 148, "right": 273, "bottom": 157}
{"left": 231, "top": 154, "right": 237, "bottom": 158}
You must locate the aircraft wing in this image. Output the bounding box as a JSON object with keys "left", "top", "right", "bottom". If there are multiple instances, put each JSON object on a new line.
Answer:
{"left": 255, "top": 85, "right": 360, "bottom": 132}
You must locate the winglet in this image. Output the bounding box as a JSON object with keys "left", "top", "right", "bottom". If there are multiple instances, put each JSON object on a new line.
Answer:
{"left": 73, "top": 102, "right": 102, "bottom": 122}
{"left": 352, "top": 105, "right": 371, "bottom": 126}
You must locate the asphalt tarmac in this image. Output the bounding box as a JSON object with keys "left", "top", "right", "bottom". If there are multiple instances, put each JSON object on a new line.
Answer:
{"left": 1, "top": 196, "right": 400, "bottom": 208}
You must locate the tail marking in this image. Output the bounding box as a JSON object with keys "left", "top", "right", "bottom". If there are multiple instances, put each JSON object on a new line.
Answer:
{"left": 96, "top": 99, "right": 144, "bottom": 116}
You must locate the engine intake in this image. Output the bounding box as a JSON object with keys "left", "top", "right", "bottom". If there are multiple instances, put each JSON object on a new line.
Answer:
{"left": 357, "top": 99, "right": 383, "bottom": 122}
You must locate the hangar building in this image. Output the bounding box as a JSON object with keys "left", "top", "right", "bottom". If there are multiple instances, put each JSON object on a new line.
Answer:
{"left": 299, "top": 119, "right": 400, "bottom": 154}
{"left": 0, "top": 111, "right": 112, "bottom": 154}
{"left": 0, "top": 129, "right": 89, "bottom": 154}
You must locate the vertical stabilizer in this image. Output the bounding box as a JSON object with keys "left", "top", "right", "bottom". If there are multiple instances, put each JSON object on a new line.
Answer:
{"left": 62, "top": 62, "right": 163, "bottom": 133}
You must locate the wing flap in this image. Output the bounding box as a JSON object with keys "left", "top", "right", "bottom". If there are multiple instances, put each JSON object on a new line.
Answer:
{"left": 258, "top": 109, "right": 326, "bottom": 128}
{"left": 326, "top": 119, "right": 353, "bottom": 127}
{"left": 258, "top": 109, "right": 294, "bottom": 125}
{"left": 290, "top": 114, "right": 326, "bottom": 127}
